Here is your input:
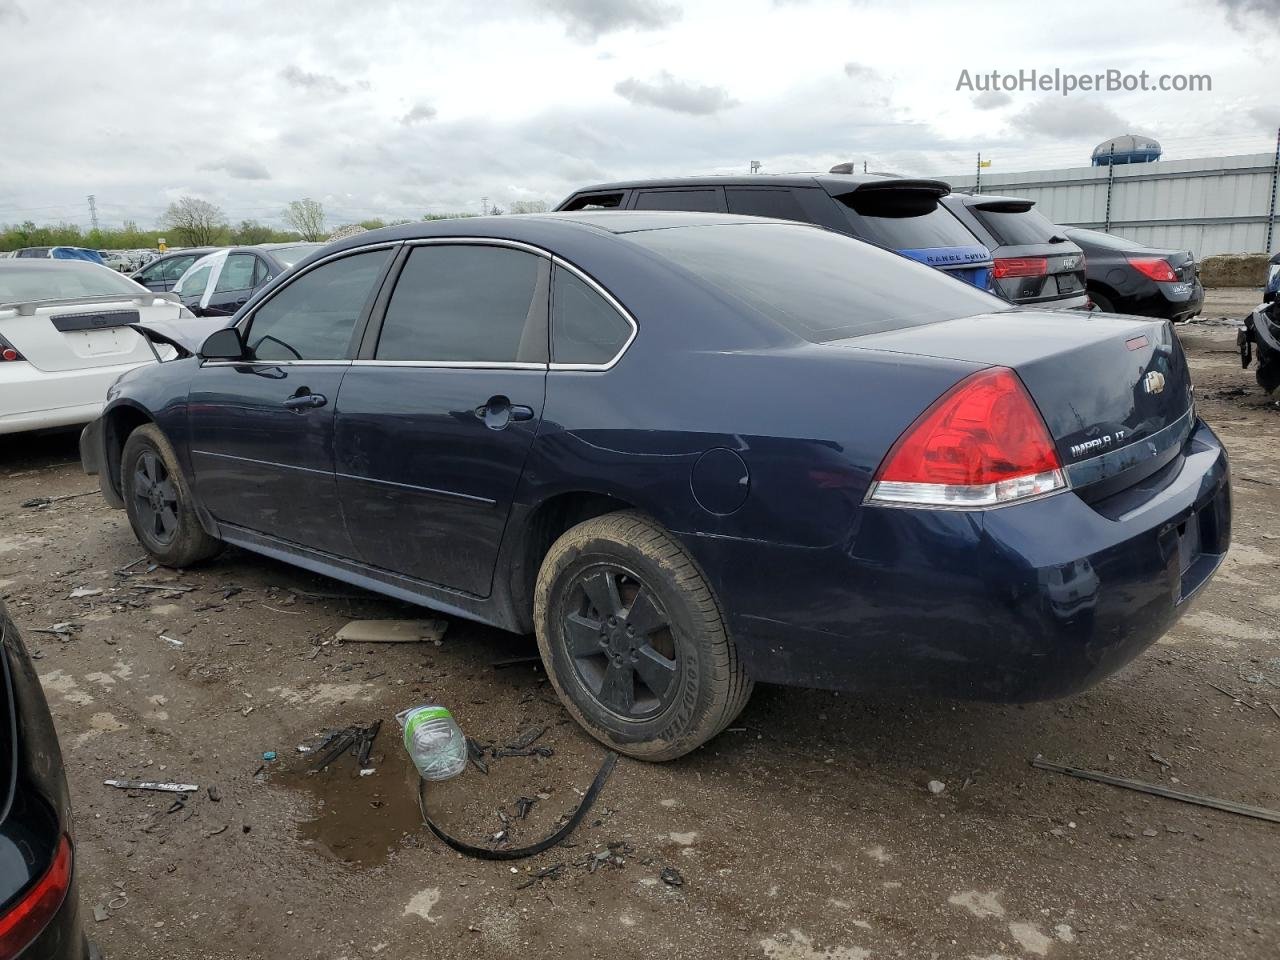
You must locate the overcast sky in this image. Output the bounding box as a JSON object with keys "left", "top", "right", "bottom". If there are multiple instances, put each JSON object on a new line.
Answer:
{"left": 1, "top": 0, "right": 1277, "bottom": 230}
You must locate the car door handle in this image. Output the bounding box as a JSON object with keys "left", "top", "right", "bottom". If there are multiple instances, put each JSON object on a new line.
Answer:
{"left": 283, "top": 391, "right": 327, "bottom": 410}
{"left": 474, "top": 396, "right": 535, "bottom": 430}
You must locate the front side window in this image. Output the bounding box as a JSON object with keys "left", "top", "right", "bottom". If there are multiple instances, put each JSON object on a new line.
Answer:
{"left": 376, "top": 245, "right": 545, "bottom": 363}
{"left": 244, "top": 249, "right": 390, "bottom": 361}
{"left": 550, "top": 267, "right": 632, "bottom": 365}
{"left": 159, "top": 255, "right": 197, "bottom": 281}
{"left": 214, "top": 253, "right": 257, "bottom": 293}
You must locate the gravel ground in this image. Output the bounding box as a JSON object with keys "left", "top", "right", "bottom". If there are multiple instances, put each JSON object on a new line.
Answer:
{"left": 2, "top": 289, "right": 1277, "bottom": 960}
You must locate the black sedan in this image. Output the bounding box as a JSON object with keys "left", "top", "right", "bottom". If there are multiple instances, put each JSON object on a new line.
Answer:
{"left": 129, "top": 248, "right": 220, "bottom": 292}
{"left": 82, "top": 212, "right": 1229, "bottom": 760}
{"left": 171, "top": 243, "right": 321, "bottom": 317}
{"left": 0, "top": 603, "right": 94, "bottom": 959}
{"left": 1064, "top": 227, "right": 1203, "bottom": 321}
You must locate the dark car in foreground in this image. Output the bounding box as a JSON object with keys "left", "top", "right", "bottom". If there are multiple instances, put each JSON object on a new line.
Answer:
{"left": 1064, "top": 227, "right": 1203, "bottom": 321}
{"left": 556, "top": 172, "right": 995, "bottom": 289}
{"left": 129, "top": 248, "right": 219, "bottom": 292}
{"left": 942, "top": 194, "right": 1087, "bottom": 309}
{"left": 0, "top": 603, "right": 93, "bottom": 959}
{"left": 81, "top": 212, "right": 1230, "bottom": 760}
{"left": 171, "top": 243, "right": 321, "bottom": 317}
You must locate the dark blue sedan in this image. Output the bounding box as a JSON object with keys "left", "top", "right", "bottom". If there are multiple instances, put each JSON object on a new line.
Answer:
{"left": 81, "top": 212, "right": 1231, "bottom": 760}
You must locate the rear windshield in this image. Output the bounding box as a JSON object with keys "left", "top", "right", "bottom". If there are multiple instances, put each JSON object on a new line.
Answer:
{"left": 837, "top": 190, "right": 981, "bottom": 251}
{"left": 628, "top": 222, "right": 1005, "bottom": 343}
{"left": 972, "top": 206, "right": 1063, "bottom": 246}
{"left": 0, "top": 263, "right": 144, "bottom": 303}
{"left": 1066, "top": 228, "right": 1146, "bottom": 251}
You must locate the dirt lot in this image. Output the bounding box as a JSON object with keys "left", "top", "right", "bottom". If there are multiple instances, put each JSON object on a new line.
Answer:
{"left": 3, "top": 289, "right": 1277, "bottom": 960}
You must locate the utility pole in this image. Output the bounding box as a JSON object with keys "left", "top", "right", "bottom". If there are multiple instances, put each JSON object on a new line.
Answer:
{"left": 1104, "top": 144, "right": 1116, "bottom": 232}
{"left": 863, "top": 160, "right": 867, "bottom": 173}
{"left": 87, "top": 194, "right": 99, "bottom": 234}
{"left": 749, "top": 160, "right": 761, "bottom": 174}
{"left": 975, "top": 153, "right": 981, "bottom": 195}
{"left": 480, "top": 197, "right": 489, "bottom": 216}
{"left": 1266, "top": 127, "right": 1280, "bottom": 256}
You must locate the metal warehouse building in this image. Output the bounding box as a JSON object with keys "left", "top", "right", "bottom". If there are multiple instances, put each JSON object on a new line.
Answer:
{"left": 946, "top": 152, "right": 1280, "bottom": 258}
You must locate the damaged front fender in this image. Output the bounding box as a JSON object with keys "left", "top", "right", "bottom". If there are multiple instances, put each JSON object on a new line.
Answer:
{"left": 1239, "top": 301, "right": 1280, "bottom": 394}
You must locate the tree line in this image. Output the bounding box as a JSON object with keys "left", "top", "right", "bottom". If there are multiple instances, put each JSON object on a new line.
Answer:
{"left": 0, "top": 196, "right": 551, "bottom": 252}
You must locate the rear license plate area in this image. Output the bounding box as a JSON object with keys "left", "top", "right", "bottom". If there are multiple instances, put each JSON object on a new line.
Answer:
{"left": 1176, "top": 514, "right": 1202, "bottom": 577}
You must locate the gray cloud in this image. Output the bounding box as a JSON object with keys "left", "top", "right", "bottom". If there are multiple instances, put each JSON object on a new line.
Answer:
{"left": 1214, "top": 0, "right": 1280, "bottom": 27}
{"left": 972, "top": 90, "right": 1012, "bottom": 110}
{"left": 615, "top": 71, "right": 737, "bottom": 115}
{"left": 1250, "top": 105, "right": 1280, "bottom": 131}
{"left": 1010, "top": 97, "right": 1128, "bottom": 138}
{"left": 279, "top": 64, "right": 352, "bottom": 96}
{"left": 537, "top": 0, "right": 681, "bottom": 42}
{"left": 843, "top": 62, "right": 879, "bottom": 81}
{"left": 199, "top": 156, "right": 272, "bottom": 181}
{"left": 0, "top": 1, "right": 27, "bottom": 25}
{"left": 400, "top": 102, "right": 438, "bottom": 126}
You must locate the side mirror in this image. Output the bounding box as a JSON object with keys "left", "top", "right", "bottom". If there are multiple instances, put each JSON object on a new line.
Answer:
{"left": 199, "top": 327, "right": 246, "bottom": 361}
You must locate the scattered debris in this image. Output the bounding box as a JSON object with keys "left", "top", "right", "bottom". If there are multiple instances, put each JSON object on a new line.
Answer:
{"left": 927, "top": 780, "right": 946, "bottom": 795}
{"left": 491, "top": 655, "right": 542, "bottom": 669}
{"left": 515, "top": 863, "right": 564, "bottom": 889}
{"left": 29, "top": 622, "right": 80, "bottom": 638}
{"left": 207, "top": 786, "right": 222, "bottom": 802}
{"left": 68, "top": 587, "right": 102, "bottom": 599}
{"left": 262, "top": 751, "right": 278, "bottom": 763}
{"left": 93, "top": 905, "right": 109, "bottom": 923}
{"left": 20, "top": 490, "right": 98, "bottom": 508}
{"left": 1031, "top": 757, "right": 1280, "bottom": 824}
{"left": 129, "top": 582, "right": 197, "bottom": 593}
{"left": 466, "top": 737, "right": 489, "bottom": 775}
{"left": 306, "top": 721, "right": 381, "bottom": 773}
{"left": 1207, "top": 681, "right": 1255, "bottom": 708}
{"left": 660, "top": 867, "right": 684, "bottom": 887}
{"left": 514, "top": 796, "right": 536, "bottom": 820}
{"left": 159, "top": 635, "right": 183, "bottom": 648}
{"left": 335, "top": 619, "right": 448, "bottom": 643}
{"left": 104, "top": 779, "right": 198, "bottom": 794}
{"left": 506, "top": 725, "right": 548, "bottom": 751}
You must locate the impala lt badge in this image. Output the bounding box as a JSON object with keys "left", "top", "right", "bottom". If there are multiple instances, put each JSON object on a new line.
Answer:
{"left": 1143, "top": 371, "right": 1166, "bottom": 395}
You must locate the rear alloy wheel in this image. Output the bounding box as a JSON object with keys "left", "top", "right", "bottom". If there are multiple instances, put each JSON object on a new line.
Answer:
{"left": 535, "top": 511, "right": 752, "bottom": 761}
{"left": 121, "top": 424, "right": 221, "bottom": 567}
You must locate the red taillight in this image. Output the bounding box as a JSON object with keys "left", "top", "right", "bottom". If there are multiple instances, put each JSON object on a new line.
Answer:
{"left": 992, "top": 257, "right": 1048, "bottom": 279}
{"left": 0, "top": 335, "right": 22, "bottom": 362}
{"left": 1126, "top": 256, "right": 1177, "bottom": 282}
{"left": 0, "top": 835, "right": 72, "bottom": 956}
{"left": 870, "top": 367, "right": 1066, "bottom": 508}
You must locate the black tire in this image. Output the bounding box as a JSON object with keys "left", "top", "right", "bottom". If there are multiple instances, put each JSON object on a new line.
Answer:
{"left": 120, "top": 424, "right": 221, "bottom": 567}
{"left": 534, "top": 510, "right": 752, "bottom": 761}
{"left": 1090, "top": 290, "right": 1115, "bottom": 313}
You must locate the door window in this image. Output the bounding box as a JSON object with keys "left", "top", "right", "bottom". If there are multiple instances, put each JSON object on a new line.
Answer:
{"left": 725, "top": 188, "right": 809, "bottom": 223}
{"left": 375, "top": 245, "right": 545, "bottom": 363}
{"left": 633, "top": 189, "right": 722, "bottom": 212}
{"left": 550, "top": 267, "right": 632, "bottom": 365}
{"left": 214, "top": 253, "right": 258, "bottom": 293}
{"left": 159, "top": 255, "right": 197, "bottom": 281}
{"left": 243, "top": 249, "right": 390, "bottom": 361}
{"left": 174, "top": 261, "right": 214, "bottom": 298}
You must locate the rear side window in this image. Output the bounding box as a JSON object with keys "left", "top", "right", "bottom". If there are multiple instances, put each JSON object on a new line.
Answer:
{"left": 551, "top": 267, "right": 632, "bottom": 365}
{"left": 838, "top": 190, "right": 980, "bottom": 251}
{"left": 174, "top": 261, "right": 214, "bottom": 298}
{"left": 972, "top": 206, "right": 1063, "bottom": 246}
{"left": 376, "top": 245, "right": 546, "bottom": 363}
{"left": 159, "top": 256, "right": 197, "bottom": 281}
{"left": 634, "top": 189, "right": 723, "bottom": 212}
{"left": 245, "top": 249, "right": 390, "bottom": 361}
{"left": 628, "top": 222, "right": 1004, "bottom": 343}
{"left": 214, "top": 253, "right": 257, "bottom": 293}
{"left": 725, "top": 188, "right": 810, "bottom": 223}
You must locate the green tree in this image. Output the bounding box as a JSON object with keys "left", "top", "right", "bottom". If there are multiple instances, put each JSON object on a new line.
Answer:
{"left": 231, "top": 219, "right": 276, "bottom": 245}
{"left": 283, "top": 198, "right": 326, "bottom": 241}
{"left": 509, "top": 200, "right": 549, "bottom": 214}
{"left": 160, "top": 197, "right": 228, "bottom": 246}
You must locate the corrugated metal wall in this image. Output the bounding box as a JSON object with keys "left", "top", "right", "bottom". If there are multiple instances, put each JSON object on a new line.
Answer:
{"left": 945, "top": 153, "right": 1279, "bottom": 257}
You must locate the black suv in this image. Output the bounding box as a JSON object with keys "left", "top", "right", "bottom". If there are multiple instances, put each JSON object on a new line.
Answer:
{"left": 556, "top": 172, "right": 995, "bottom": 290}
{"left": 942, "top": 194, "right": 1087, "bottom": 309}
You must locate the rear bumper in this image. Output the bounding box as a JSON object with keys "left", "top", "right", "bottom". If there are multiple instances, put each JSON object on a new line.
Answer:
{"left": 0, "top": 359, "right": 145, "bottom": 436}
{"left": 693, "top": 419, "right": 1230, "bottom": 701}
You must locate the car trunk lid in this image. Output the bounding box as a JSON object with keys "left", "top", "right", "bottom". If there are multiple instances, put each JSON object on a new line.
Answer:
{"left": 840, "top": 311, "right": 1195, "bottom": 494}
{"left": 0, "top": 294, "right": 184, "bottom": 372}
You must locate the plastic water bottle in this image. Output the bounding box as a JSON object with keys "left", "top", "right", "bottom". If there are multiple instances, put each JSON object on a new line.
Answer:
{"left": 396, "top": 705, "right": 468, "bottom": 781}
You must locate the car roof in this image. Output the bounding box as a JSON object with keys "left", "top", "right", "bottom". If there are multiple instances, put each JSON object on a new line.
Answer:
{"left": 562, "top": 172, "right": 950, "bottom": 199}
{"left": 0, "top": 258, "right": 109, "bottom": 271}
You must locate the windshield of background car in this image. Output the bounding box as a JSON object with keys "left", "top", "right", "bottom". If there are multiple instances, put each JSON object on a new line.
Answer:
{"left": 269, "top": 244, "right": 321, "bottom": 267}
{"left": 836, "top": 189, "right": 982, "bottom": 251}
{"left": 1067, "top": 228, "right": 1148, "bottom": 251}
{"left": 628, "top": 222, "right": 1006, "bottom": 342}
{"left": 971, "top": 205, "right": 1064, "bottom": 246}
{"left": 0, "top": 262, "right": 144, "bottom": 302}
